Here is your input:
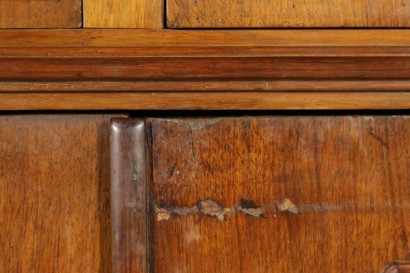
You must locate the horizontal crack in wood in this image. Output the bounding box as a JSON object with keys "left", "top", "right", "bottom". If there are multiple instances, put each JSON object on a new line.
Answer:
{"left": 155, "top": 198, "right": 300, "bottom": 221}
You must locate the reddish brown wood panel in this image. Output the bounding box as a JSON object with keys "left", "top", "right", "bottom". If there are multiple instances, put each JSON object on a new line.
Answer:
{"left": 167, "top": 0, "right": 410, "bottom": 28}
{"left": 110, "top": 119, "right": 148, "bottom": 273}
{"left": 0, "top": 115, "right": 118, "bottom": 273}
{"left": 0, "top": 0, "right": 82, "bottom": 28}
{"left": 149, "top": 116, "right": 410, "bottom": 273}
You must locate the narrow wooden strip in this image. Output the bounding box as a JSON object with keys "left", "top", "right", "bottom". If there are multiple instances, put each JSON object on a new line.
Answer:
{"left": 84, "top": 0, "right": 163, "bottom": 28}
{"left": 0, "top": 0, "right": 82, "bottom": 28}
{"left": 110, "top": 119, "right": 148, "bottom": 273}
{"left": 1, "top": 30, "right": 410, "bottom": 47}
{"left": 2, "top": 46, "right": 410, "bottom": 58}
{"left": 1, "top": 80, "right": 410, "bottom": 92}
{"left": 2, "top": 57, "right": 410, "bottom": 81}
{"left": 1, "top": 92, "right": 409, "bottom": 110}
{"left": 167, "top": 0, "right": 410, "bottom": 28}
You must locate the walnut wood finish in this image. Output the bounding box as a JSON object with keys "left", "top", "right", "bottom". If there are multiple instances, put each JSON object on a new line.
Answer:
{"left": 0, "top": 0, "right": 81, "bottom": 28}
{"left": 0, "top": 92, "right": 409, "bottom": 110}
{"left": 0, "top": 114, "right": 119, "bottom": 273}
{"left": 167, "top": 0, "right": 410, "bottom": 28}
{"left": 84, "top": 0, "right": 163, "bottom": 28}
{"left": 0, "top": 30, "right": 409, "bottom": 110}
{"left": 110, "top": 119, "right": 148, "bottom": 273}
{"left": 149, "top": 116, "right": 410, "bottom": 273}
{"left": 1, "top": 29, "right": 410, "bottom": 47}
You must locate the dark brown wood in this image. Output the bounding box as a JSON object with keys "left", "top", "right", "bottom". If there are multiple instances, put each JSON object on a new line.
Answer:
{"left": 149, "top": 116, "right": 410, "bottom": 273}
{"left": 110, "top": 119, "right": 148, "bottom": 273}
{"left": 0, "top": 0, "right": 82, "bottom": 28}
{"left": 0, "top": 114, "right": 119, "bottom": 273}
{"left": 167, "top": 0, "right": 410, "bottom": 28}
{"left": 3, "top": 56, "right": 410, "bottom": 81}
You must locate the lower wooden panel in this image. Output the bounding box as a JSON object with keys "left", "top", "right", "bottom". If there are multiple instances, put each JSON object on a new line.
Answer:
{"left": 0, "top": 115, "right": 118, "bottom": 273}
{"left": 149, "top": 116, "right": 410, "bottom": 273}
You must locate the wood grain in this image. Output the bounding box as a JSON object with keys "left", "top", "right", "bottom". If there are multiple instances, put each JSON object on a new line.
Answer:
{"left": 0, "top": 0, "right": 82, "bottom": 28}
{"left": 110, "top": 119, "right": 148, "bottom": 273}
{"left": 149, "top": 116, "right": 410, "bottom": 273}
{"left": 83, "top": 0, "right": 163, "bottom": 28}
{"left": 0, "top": 29, "right": 409, "bottom": 110}
{"left": 2, "top": 29, "right": 410, "bottom": 47}
{"left": 3, "top": 56, "right": 410, "bottom": 81}
{"left": 0, "top": 114, "right": 118, "bottom": 273}
{"left": 167, "top": 0, "right": 410, "bottom": 28}
{"left": 0, "top": 92, "right": 409, "bottom": 110}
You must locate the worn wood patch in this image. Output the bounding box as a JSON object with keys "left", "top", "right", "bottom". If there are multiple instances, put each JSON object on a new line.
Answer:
{"left": 149, "top": 116, "right": 410, "bottom": 273}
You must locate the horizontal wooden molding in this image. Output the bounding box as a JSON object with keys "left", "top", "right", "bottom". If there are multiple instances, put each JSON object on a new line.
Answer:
{"left": 1, "top": 30, "right": 410, "bottom": 47}
{"left": 0, "top": 30, "right": 409, "bottom": 110}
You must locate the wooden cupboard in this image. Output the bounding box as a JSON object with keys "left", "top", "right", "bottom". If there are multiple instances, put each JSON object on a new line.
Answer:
{"left": 0, "top": 0, "right": 410, "bottom": 273}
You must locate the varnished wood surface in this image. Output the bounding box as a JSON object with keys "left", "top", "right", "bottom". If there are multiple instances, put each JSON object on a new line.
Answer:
{"left": 0, "top": 0, "right": 81, "bottom": 28}
{"left": 149, "top": 116, "right": 410, "bottom": 273}
{"left": 110, "top": 119, "right": 148, "bottom": 273}
{"left": 84, "top": 0, "right": 163, "bottom": 28}
{"left": 0, "top": 92, "right": 409, "bottom": 110}
{"left": 167, "top": 0, "right": 410, "bottom": 28}
{"left": 0, "top": 30, "right": 409, "bottom": 110}
{"left": 1, "top": 29, "right": 410, "bottom": 47}
{"left": 3, "top": 56, "right": 410, "bottom": 81}
{"left": 0, "top": 114, "right": 118, "bottom": 273}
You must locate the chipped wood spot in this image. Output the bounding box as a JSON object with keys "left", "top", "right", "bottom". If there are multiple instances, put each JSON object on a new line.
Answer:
{"left": 155, "top": 198, "right": 300, "bottom": 221}
{"left": 278, "top": 198, "right": 301, "bottom": 214}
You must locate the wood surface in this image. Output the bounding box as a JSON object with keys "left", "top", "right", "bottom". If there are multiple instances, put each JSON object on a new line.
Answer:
{"left": 110, "top": 119, "right": 148, "bottom": 273}
{"left": 167, "top": 0, "right": 410, "bottom": 28}
{"left": 84, "top": 0, "right": 163, "bottom": 28}
{"left": 0, "top": 0, "right": 82, "bottom": 28}
{"left": 0, "top": 29, "right": 409, "bottom": 110}
{"left": 0, "top": 114, "right": 119, "bottom": 273}
{"left": 2, "top": 29, "right": 410, "bottom": 47}
{"left": 0, "top": 92, "right": 409, "bottom": 110}
{"left": 149, "top": 116, "right": 410, "bottom": 273}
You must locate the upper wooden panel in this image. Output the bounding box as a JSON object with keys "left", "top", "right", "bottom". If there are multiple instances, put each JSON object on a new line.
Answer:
{"left": 0, "top": 0, "right": 82, "bottom": 28}
{"left": 167, "top": 0, "right": 410, "bottom": 28}
{"left": 84, "top": 0, "right": 163, "bottom": 28}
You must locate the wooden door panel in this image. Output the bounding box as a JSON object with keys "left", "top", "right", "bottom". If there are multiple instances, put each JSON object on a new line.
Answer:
{"left": 148, "top": 116, "right": 410, "bottom": 273}
{"left": 166, "top": 0, "right": 410, "bottom": 28}
{"left": 0, "top": 0, "right": 82, "bottom": 28}
{"left": 0, "top": 114, "right": 118, "bottom": 273}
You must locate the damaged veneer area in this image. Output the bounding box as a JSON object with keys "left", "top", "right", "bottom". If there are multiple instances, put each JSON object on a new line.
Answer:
{"left": 155, "top": 198, "right": 300, "bottom": 221}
